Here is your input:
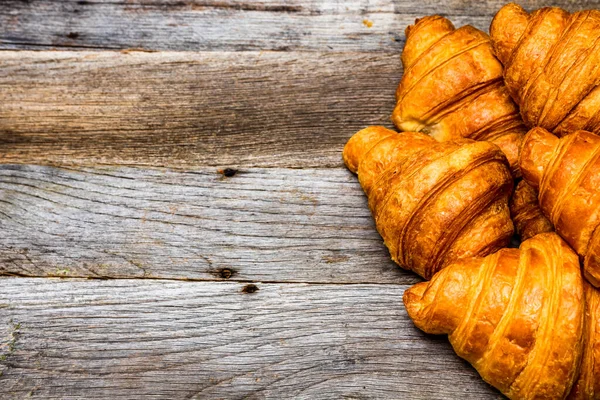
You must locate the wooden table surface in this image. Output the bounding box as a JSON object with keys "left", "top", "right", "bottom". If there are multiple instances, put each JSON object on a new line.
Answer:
{"left": 1, "top": 1, "right": 598, "bottom": 399}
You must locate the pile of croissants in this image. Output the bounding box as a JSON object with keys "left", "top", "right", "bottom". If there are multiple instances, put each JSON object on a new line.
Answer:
{"left": 342, "top": 3, "right": 600, "bottom": 399}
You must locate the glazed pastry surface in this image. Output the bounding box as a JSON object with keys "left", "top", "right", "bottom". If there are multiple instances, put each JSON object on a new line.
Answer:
{"left": 394, "top": 15, "right": 526, "bottom": 175}
{"left": 404, "top": 233, "right": 585, "bottom": 399}
{"left": 506, "top": 185, "right": 600, "bottom": 399}
{"left": 520, "top": 127, "right": 600, "bottom": 287}
{"left": 490, "top": 3, "right": 600, "bottom": 137}
{"left": 343, "top": 126, "right": 514, "bottom": 279}
{"left": 569, "top": 281, "right": 600, "bottom": 400}
{"left": 510, "top": 180, "right": 554, "bottom": 241}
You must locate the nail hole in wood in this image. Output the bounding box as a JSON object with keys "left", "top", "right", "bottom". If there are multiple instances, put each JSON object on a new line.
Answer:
{"left": 241, "top": 284, "right": 259, "bottom": 294}
{"left": 221, "top": 168, "right": 237, "bottom": 177}
{"left": 219, "top": 268, "right": 235, "bottom": 279}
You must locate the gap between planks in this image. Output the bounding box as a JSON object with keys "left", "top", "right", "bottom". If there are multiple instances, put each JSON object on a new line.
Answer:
{"left": 0, "top": 273, "right": 414, "bottom": 286}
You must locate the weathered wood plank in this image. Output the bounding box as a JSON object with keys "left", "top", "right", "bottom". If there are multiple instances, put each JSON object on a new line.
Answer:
{"left": 0, "top": 278, "right": 503, "bottom": 399}
{"left": 0, "top": 164, "right": 420, "bottom": 284}
{"left": 0, "top": 50, "right": 399, "bottom": 168}
{"left": 0, "top": 0, "right": 597, "bottom": 51}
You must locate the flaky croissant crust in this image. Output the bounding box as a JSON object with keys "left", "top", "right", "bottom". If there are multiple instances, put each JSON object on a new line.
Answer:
{"left": 520, "top": 127, "right": 600, "bottom": 288}
{"left": 491, "top": 3, "right": 600, "bottom": 137}
{"left": 404, "top": 233, "right": 585, "bottom": 400}
{"left": 510, "top": 180, "right": 554, "bottom": 241}
{"left": 495, "top": 191, "right": 599, "bottom": 399}
{"left": 343, "top": 126, "right": 513, "bottom": 280}
{"left": 570, "top": 281, "right": 600, "bottom": 400}
{"left": 393, "top": 15, "right": 526, "bottom": 175}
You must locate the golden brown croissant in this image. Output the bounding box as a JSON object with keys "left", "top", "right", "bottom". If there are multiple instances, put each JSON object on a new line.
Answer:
{"left": 490, "top": 4, "right": 600, "bottom": 137}
{"left": 508, "top": 197, "right": 599, "bottom": 398}
{"left": 570, "top": 281, "right": 600, "bottom": 400}
{"left": 520, "top": 127, "right": 600, "bottom": 287}
{"left": 510, "top": 180, "right": 554, "bottom": 241}
{"left": 393, "top": 15, "right": 526, "bottom": 175}
{"left": 404, "top": 232, "right": 586, "bottom": 399}
{"left": 343, "top": 126, "right": 514, "bottom": 280}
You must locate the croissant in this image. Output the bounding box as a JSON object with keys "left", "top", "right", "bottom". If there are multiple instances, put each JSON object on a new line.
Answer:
{"left": 510, "top": 180, "right": 554, "bottom": 241}
{"left": 520, "top": 127, "right": 600, "bottom": 287}
{"left": 343, "top": 126, "right": 514, "bottom": 280}
{"left": 392, "top": 15, "right": 526, "bottom": 175}
{"left": 571, "top": 281, "right": 600, "bottom": 400}
{"left": 404, "top": 232, "right": 587, "bottom": 399}
{"left": 507, "top": 194, "right": 600, "bottom": 399}
{"left": 507, "top": 191, "right": 599, "bottom": 399}
{"left": 490, "top": 4, "right": 600, "bottom": 137}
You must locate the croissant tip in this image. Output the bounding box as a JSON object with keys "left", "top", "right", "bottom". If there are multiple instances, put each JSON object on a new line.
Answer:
{"left": 342, "top": 126, "right": 397, "bottom": 174}
{"left": 489, "top": 2, "right": 529, "bottom": 65}
{"left": 403, "top": 282, "right": 427, "bottom": 317}
{"left": 405, "top": 15, "right": 453, "bottom": 39}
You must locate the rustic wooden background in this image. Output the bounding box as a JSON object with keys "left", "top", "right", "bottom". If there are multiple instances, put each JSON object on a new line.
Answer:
{"left": 1, "top": 1, "right": 598, "bottom": 399}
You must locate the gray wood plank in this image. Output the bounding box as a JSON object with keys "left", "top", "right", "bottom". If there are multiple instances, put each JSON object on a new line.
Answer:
{"left": 0, "top": 277, "right": 503, "bottom": 399}
{"left": 0, "top": 50, "right": 399, "bottom": 169}
{"left": 0, "top": 164, "right": 420, "bottom": 284}
{"left": 0, "top": 0, "right": 597, "bottom": 51}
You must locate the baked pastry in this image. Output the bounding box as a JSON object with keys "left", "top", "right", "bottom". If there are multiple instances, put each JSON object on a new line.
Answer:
{"left": 393, "top": 15, "right": 526, "bottom": 175}
{"left": 570, "top": 281, "right": 600, "bottom": 400}
{"left": 490, "top": 4, "right": 600, "bottom": 137}
{"left": 343, "top": 126, "right": 514, "bottom": 280}
{"left": 508, "top": 187, "right": 599, "bottom": 398}
{"left": 520, "top": 127, "right": 600, "bottom": 287}
{"left": 404, "top": 232, "right": 585, "bottom": 399}
{"left": 510, "top": 180, "right": 554, "bottom": 241}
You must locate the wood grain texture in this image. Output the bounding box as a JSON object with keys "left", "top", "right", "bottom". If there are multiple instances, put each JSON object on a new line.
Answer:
{"left": 0, "top": 164, "right": 421, "bottom": 284}
{"left": 0, "top": 278, "right": 503, "bottom": 399}
{"left": 0, "top": 50, "right": 399, "bottom": 168}
{"left": 0, "top": 0, "right": 598, "bottom": 51}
